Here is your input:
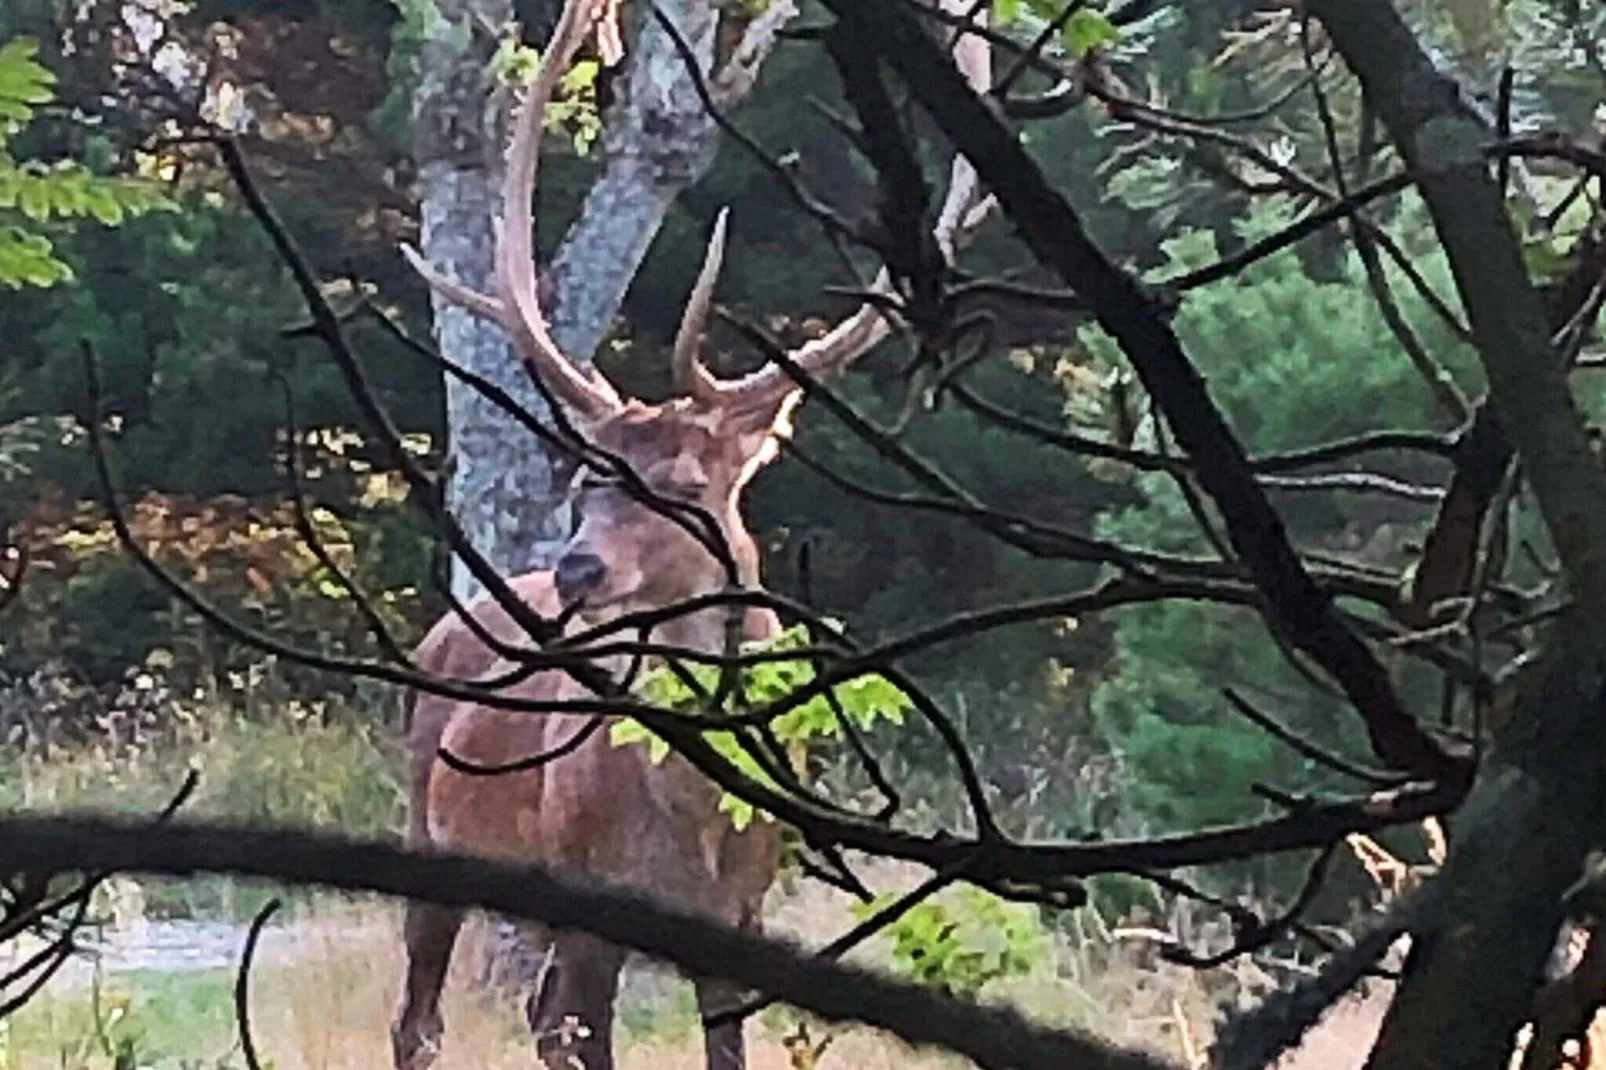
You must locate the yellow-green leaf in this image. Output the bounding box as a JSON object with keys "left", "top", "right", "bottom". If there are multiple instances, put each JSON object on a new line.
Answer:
{"left": 1063, "top": 10, "right": 1120, "bottom": 58}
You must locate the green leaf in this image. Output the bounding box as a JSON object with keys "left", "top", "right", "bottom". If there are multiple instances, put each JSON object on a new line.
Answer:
{"left": 562, "top": 59, "right": 601, "bottom": 93}
{"left": 489, "top": 37, "right": 542, "bottom": 86}
{"left": 0, "top": 39, "right": 55, "bottom": 129}
{"left": 610, "top": 621, "right": 910, "bottom": 834}
{"left": 1522, "top": 236, "right": 1572, "bottom": 282}
{"left": 0, "top": 37, "right": 169, "bottom": 290}
{"left": 852, "top": 887, "right": 1043, "bottom": 997}
{"left": 16, "top": 177, "right": 49, "bottom": 221}
{"left": 315, "top": 575, "right": 352, "bottom": 600}
{"left": 0, "top": 225, "right": 70, "bottom": 288}
{"left": 1063, "top": 10, "right": 1120, "bottom": 58}
{"left": 718, "top": 792, "right": 756, "bottom": 831}
{"left": 609, "top": 718, "right": 671, "bottom": 764}
{"left": 84, "top": 185, "right": 126, "bottom": 226}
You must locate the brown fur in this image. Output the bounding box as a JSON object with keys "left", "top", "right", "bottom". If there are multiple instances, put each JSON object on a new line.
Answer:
{"left": 391, "top": 397, "right": 792, "bottom": 1070}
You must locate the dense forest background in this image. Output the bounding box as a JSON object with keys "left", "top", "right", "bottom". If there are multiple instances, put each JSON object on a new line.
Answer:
{"left": 2, "top": 0, "right": 1603, "bottom": 915}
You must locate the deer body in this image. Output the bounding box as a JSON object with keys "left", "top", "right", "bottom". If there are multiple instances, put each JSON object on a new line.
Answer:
{"left": 394, "top": 570, "right": 780, "bottom": 1070}
{"left": 389, "top": 2, "right": 989, "bottom": 1067}
{"left": 392, "top": 402, "right": 790, "bottom": 1070}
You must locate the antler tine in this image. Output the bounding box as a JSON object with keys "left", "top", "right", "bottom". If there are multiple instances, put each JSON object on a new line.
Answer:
{"left": 595, "top": 0, "right": 625, "bottom": 66}
{"left": 671, "top": 207, "right": 729, "bottom": 400}
{"left": 714, "top": 0, "right": 995, "bottom": 408}
{"left": 495, "top": 0, "right": 624, "bottom": 418}
{"left": 400, "top": 245, "right": 508, "bottom": 322}
{"left": 403, "top": 0, "right": 623, "bottom": 420}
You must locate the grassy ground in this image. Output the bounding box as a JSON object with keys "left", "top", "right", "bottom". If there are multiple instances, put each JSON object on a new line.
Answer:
{"left": 0, "top": 889, "right": 1335, "bottom": 1070}
{"left": 0, "top": 700, "right": 1487, "bottom": 1070}
{"left": 0, "top": 868, "right": 1421, "bottom": 1070}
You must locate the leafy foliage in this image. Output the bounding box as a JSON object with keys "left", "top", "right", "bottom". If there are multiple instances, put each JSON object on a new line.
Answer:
{"left": 852, "top": 885, "right": 1044, "bottom": 998}
{"left": 611, "top": 623, "right": 911, "bottom": 830}
{"left": 6, "top": 478, "right": 426, "bottom": 691}
{"left": 0, "top": 37, "right": 171, "bottom": 288}
{"left": 489, "top": 33, "right": 605, "bottom": 154}
{"left": 1088, "top": 198, "right": 1480, "bottom": 839}
{"left": 993, "top": 0, "right": 1120, "bottom": 58}
{"left": 0, "top": 37, "right": 52, "bottom": 126}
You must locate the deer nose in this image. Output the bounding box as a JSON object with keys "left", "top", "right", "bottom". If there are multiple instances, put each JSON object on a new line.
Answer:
{"left": 554, "top": 552, "right": 607, "bottom": 604}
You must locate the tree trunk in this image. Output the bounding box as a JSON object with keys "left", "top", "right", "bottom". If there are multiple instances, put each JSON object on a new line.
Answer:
{"left": 415, "top": 0, "right": 726, "bottom": 602}
{"left": 544, "top": 0, "right": 722, "bottom": 363}
{"left": 1300, "top": 3, "right": 1606, "bottom": 1067}
{"left": 415, "top": 0, "right": 569, "bottom": 601}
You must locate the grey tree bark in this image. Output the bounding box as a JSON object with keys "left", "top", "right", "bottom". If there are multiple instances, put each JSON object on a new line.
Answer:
{"left": 414, "top": 0, "right": 791, "bottom": 602}
{"left": 414, "top": 0, "right": 568, "bottom": 601}
{"left": 543, "top": 1, "right": 720, "bottom": 363}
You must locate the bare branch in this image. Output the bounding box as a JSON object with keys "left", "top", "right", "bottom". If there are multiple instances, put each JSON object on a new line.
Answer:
{"left": 809, "top": 0, "right": 1471, "bottom": 785}
{"left": 275, "top": 379, "right": 412, "bottom": 666}
{"left": 234, "top": 898, "right": 280, "bottom": 1070}
{"left": 1222, "top": 689, "right": 1406, "bottom": 788}
{"left": 1159, "top": 845, "right": 1340, "bottom": 970}
{"left": 0, "top": 813, "right": 1179, "bottom": 1070}
{"left": 714, "top": 0, "right": 996, "bottom": 407}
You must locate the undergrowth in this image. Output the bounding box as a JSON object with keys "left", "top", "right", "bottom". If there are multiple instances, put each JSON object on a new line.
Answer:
{"left": 0, "top": 686, "right": 404, "bottom": 920}
{"left": 0, "top": 680, "right": 1445, "bottom": 1070}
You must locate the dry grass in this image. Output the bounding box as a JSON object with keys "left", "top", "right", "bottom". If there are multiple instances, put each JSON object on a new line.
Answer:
{"left": 5, "top": 716, "right": 1603, "bottom": 1069}
{"left": 0, "top": 860, "right": 1422, "bottom": 1070}
{"left": 1, "top": 883, "right": 972, "bottom": 1069}
{"left": 8, "top": 899, "right": 1599, "bottom": 1070}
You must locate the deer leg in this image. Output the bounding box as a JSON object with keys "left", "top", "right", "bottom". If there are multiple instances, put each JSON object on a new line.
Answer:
{"left": 391, "top": 901, "right": 464, "bottom": 1070}
{"left": 528, "top": 930, "right": 627, "bottom": 1070}
{"left": 695, "top": 973, "right": 749, "bottom": 1070}
{"left": 696, "top": 905, "right": 762, "bottom": 1070}
{"left": 402, "top": 697, "right": 448, "bottom": 849}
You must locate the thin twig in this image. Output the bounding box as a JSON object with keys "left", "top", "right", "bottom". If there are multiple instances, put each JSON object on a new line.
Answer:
{"left": 234, "top": 898, "right": 281, "bottom": 1070}
{"left": 1222, "top": 689, "right": 1405, "bottom": 787}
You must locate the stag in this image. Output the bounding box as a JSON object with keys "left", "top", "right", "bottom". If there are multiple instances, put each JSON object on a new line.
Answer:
{"left": 389, "top": 2, "right": 990, "bottom": 1067}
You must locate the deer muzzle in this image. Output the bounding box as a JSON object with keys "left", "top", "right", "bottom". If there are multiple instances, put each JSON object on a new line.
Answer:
{"left": 554, "top": 551, "right": 607, "bottom": 606}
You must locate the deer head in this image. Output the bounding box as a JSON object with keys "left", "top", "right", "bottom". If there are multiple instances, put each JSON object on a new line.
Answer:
{"left": 403, "top": 0, "right": 992, "bottom": 637}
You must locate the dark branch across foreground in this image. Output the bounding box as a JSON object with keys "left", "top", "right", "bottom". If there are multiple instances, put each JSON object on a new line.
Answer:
{"left": 0, "top": 813, "right": 1177, "bottom": 1070}
{"left": 83, "top": 332, "right": 1471, "bottom": 916}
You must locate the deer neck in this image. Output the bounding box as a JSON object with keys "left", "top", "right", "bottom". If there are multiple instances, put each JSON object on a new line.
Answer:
{"left": 646, "top": 520, "right": 773, "bottom": 658}
{"left": 652, "top": 594, "right": 765, "bottom": 656}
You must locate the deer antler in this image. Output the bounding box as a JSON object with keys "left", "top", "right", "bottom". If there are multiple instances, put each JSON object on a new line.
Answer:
{"left": 671, "top": 207, "right": 729, "bottom": 401}
{"left": 402, "top": 0, "right": 625, "bottom": 421}
{"left": 407, "top": 0, "right": 992, "bottom": 419}
{"left": 702, "top": 0, "right": 997, "bottom": 408}
{"left": 594, "top": 0, "right": 624, "bottom": 66}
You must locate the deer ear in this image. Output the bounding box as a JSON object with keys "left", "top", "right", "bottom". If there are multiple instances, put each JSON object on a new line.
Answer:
{"left": 725, "top": 387, "right": 803, "bottom": 485}
{"left": 728, "top": 386, "right": 802, "bottom": 444}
